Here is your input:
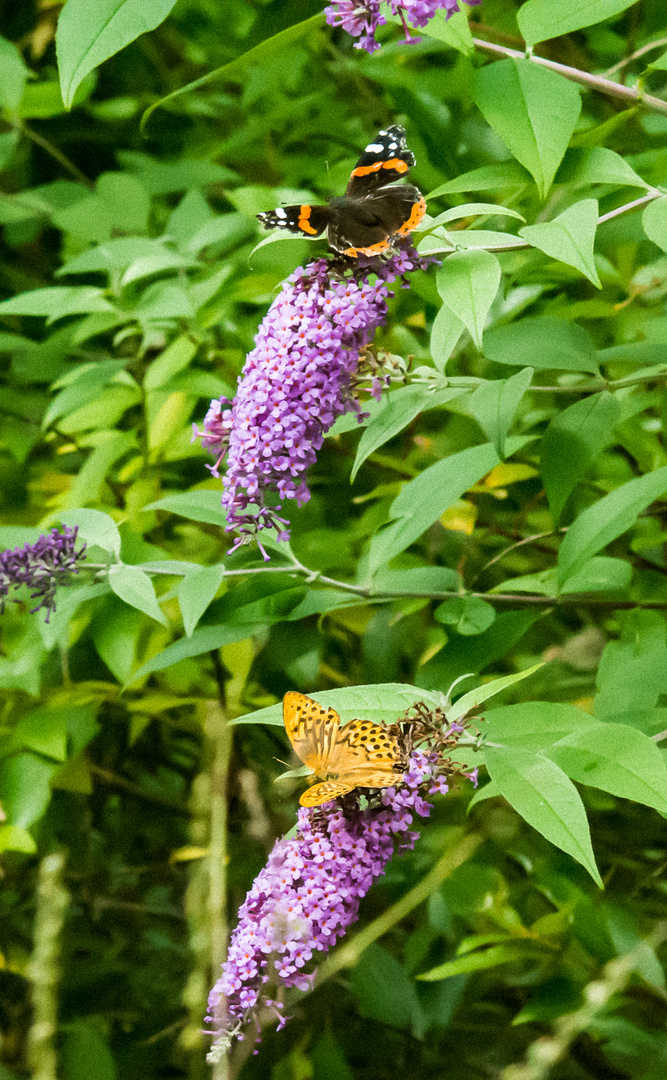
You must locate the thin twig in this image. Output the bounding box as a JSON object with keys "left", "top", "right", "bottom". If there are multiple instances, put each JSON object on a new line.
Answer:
{"left": 603, "top": 37, "right": 667, "bottom": 78}
{"left": 16, "top": 120, "right": 93, "bottom": 187}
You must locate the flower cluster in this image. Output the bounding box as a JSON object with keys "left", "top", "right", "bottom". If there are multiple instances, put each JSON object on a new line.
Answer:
{"left": 0, "top": 526, "right": 86, "bottom": 621}
{"left": 195, "top": 248, "right": 431, "bottom": 558}
{"left": 206, "top": 729, "right": 476, "bottom": 1059}
{"left": 325, "top": 0, "right": 479, "bottom": 53}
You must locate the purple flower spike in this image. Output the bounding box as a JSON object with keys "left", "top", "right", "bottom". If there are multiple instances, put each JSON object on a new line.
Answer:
{"left": 205, "top": 720, "right": 478, "bottom": 1059}
{"left": 195, "top": 249, "right": 434, "bottom": 554}
{"left": 0, "top": 526, "right": 86, "bottom": 621}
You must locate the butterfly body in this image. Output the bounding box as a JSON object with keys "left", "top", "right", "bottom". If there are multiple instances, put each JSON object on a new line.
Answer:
{"left": 257, "top": 126, "right": 426, "bottom": 258}
{"left": 283, "top": 690, "right": 406, "bottom": 807}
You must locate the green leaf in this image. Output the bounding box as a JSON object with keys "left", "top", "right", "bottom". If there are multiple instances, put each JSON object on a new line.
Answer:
{"left": 145, "top": 489, "right": 228, "bottom": 527}
{"left": 483, "top": 701, "right": 597, "bottom": 752}
{"left": 0, "top": 752, "right": 58, "bottom": 828}
{"left": 108, "top": 565, "right": 167, "bottom": 625}
{"left": 595, "top": 610, "right": 667, "bottom": 721}
{"left": 10, "top": 707, "right": 68, "bottom": 761}
{"left": 58, "top": 507, "right": 122, "bottom": 556}
{"left": 520, "top": 199, "right": 601, "bottom": 287}
{"left": 484, "top": 746, "right": 602, "bottom": 885}
{"left": 423, "top": 8, "right": 474, "bottom": 54}
{"left": 597, "top": 343, "right": 667, "bottom": 366}
{"left": 547, "top": 724, "right": 667, "bottom": 814}
{"left": 429, "top": 202, "right": 525, "bottom": 227}
{"left": 419, "top": 941, "right": 540, "bottom": 981}
{"left": 541, "top": 391, "right": 621, "bottom": 522}
{"left": 62, "top": 1022, "right": 117, "bottom": 1080}
{"left": 0, "top": 34, "right": 28, "bottom": 115}
{"left": 0, "top": 824, "right": 37, "bottom": 854}
{"left": 351, "top": 385, "right": 465, "bottom": 482}
{"left": 0, "top": 286, "right": 114, "bottom": 321}
{"left": 430, "top": 305, "right": 465, "bottom": 372}
{"left": 467, "top": 367, "right": 533, "bottom": 456}
{"left": 123, "top": 622, "right": 265, "bottom": 688}
{"left": 427, "top": 163, "right": 532, "bottom": 199}
{"left": 43, "top": 362, "right": 126, "bottom": 428}
{"left": 56, "top": 0, "right": 180, "bottom": 109}
{"left": 484, "top": 317, "right": 599, "bottom": 373}
{"left": 178, "top": 563, "right": 225, "bottom": 637}
{"left": 351, "top": 944, "right": 425, "bottom": 1037}
{"left": 370, "top": 566, "right": 460, "bottom": 595}
{"left": 233, "top": 683, "right": 444, "bottom": 728}
{"left": 560, "top": 555, "right": 632, "bottom": 595}
{"left": 642, "top": 196, "right": 667, "bottom": 254}
{"left": 556, "top": 147, "right": 648, "bottom": 189}
{"left": 473, "top": 59, "right": 581, "bottom": 199}
{"left": 434, "top": 595, "right": 496, "bottom": 636}
{"left": 368, "top": 441, "right": 501, "bottom": 574}
{"left": 518, "top": 0, "right": 638, "bottom": 46}
{"left": 144, "top": 335, "right": 198, "bottom": 390}
{"left": 447, "top": 663, "right": 544, "bottom": 723}
{"left": 557, "top": 466, "right": 667, "bottom": 588}
{"left": 436, "top": 250, "right": 501, "bottom": 350}
{"left": 141, "top": 13, "right": 326, "bottom": 131}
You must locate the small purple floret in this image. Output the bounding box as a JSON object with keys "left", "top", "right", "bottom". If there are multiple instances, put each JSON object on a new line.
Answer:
{"left": 0, "top": 526, "right": 86, "bottom": 621}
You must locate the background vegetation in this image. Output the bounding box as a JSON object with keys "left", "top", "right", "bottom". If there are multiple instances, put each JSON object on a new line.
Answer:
{"left": 1, "top": 1, "right": 667, "bottom": 1078}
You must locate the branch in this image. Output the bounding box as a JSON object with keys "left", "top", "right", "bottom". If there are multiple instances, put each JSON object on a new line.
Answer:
{"left": 472, "top": 37, "right": 667, "bottom": 116}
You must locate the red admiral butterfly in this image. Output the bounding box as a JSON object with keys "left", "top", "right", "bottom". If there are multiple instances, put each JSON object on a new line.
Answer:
{"left": 257, "top": 126, "right": 426, "bottom": 258}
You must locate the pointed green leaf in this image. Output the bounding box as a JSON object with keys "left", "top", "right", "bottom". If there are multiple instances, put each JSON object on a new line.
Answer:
{"left": 484, "top": 746, "right": 602, "bottom": 885}
{"left": 351, "top": 385, "right": 464, "bottom": 482}
{"left": 368, "top": 441, "right": 500, "bottom": 573}
{"left": 0, "top": 34, "right": 29, "bottom": 115}
{"left": 558, "top": 467, "right": 667, "bottom": 588}
{"left": 557, "top": 147, "right": 648, "bottom": 189}
{"left": 430, "top": 304, "right": 465, "bottom": 372}
{"left": 109, "top": 564, "right": 167, "bottom": 625}
{"left": 145, "top": 489, "right": 228, "bottom": 527}
{"left": 427, "top": 163, "right": 531, "bottom": 199}
{"left": 468, "top": 367, "right": 533, "bottom": 456}
{"left": 484, "top": 317, "right": 599, "bottom": 373}
{"left": 448, "top": 663, "right": 544, "bottom": 722}
{"left": 521, "top": 199, "right": 601, "bottom": 287}
{"left": 59, "top": 507, "right": 122, "bottom": 557}
{"left": 542, "top": 391, "right": 621, "bottom": 522}
{"left": 547, "top": 723, "right": 667, "bottom": 814}
{"left": 233, "top": 683, "right": 444, "bottom": 728}
{"left": 642, "top": 196, "right": 667, "bottom": 254}
{"left": 436, "top": 250, "right": 501, "bottom": 349}
{"left": 519, "top": 0, "right": 638, "bottom": 47}
{"left": 178, "top": 563, "right": 225, "bottom": 637}
{"left": 473, "top": 59, "right": 581, "bottom": 199}
{"left": 57, "top": 0, "right": 180, "bottom": 109}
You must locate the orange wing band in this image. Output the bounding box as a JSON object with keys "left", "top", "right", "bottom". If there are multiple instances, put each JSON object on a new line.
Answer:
{"left": 298, "top": 205, "right": 318, "bottom": 235}
{"left": 397, "top": 195, "right": 427, "bottom": 236}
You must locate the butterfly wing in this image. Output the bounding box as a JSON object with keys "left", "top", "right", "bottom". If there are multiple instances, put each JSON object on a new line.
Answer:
{"left": 283, "top": 691, "right": 341, "bottom": 775}
{"left": 346, "top": 125, "right": 415, "bottom": 198}
{"left": 328, "top": 186, "right": 426, "bottom": 256}
{"left": 327, "top": 718, "right": 406, "bottom": 790}
{"left": 299, "top": 780, "right": 357, "bottom": 807}
{"left": 257, "top": 204, "right": 331, "bottom": 237}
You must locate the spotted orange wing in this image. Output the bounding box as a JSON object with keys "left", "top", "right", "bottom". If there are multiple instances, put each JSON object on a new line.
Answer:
{"left": 282, "top": 691, "right": 341, "bottom": 776}
{"left": 283, "top": 692, "right": 406, "bottom": 807}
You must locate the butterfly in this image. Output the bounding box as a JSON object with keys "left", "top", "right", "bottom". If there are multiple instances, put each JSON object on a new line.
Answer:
{"left": 257, "top": 125, "right": 426, "bottom": 258}
{"left": 283, "top": 690, "right": 406, "bottom": 807}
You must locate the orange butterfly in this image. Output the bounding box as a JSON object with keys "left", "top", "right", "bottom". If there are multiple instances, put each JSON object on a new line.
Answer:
{"left": 283, "top": 691, "right": 406, "bottom": 807}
